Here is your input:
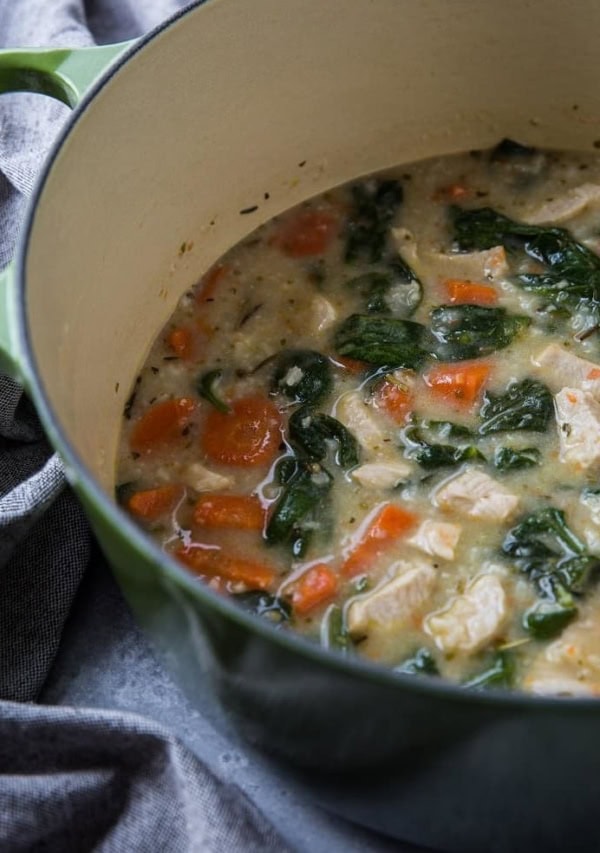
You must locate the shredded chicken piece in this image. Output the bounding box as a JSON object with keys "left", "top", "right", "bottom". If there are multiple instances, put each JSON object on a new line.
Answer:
{"left": 434, "top": 468, "right": 519, "bottom": 522}
{"left": 407, "top": 520, "right": 461, "bottom": 561}
{"left": 347, "top": 558, "right": 436, "bottom": 637}
{"left": 554, "top": 387, "right": 600, "bottom": 471}
{"left": 351, "top": 460, "right": 412, "bottom": 490}
{"left": 425, "top": 573, "right": 507, "bottom": 654}
{"left": 532, "top": 343, "right": 600, "bottom": 396}
{"left": 336, "top": 391, "right": 389, "bottom": 456}
{"left": 524, "top": 183, "right": 600, "bottom": 225}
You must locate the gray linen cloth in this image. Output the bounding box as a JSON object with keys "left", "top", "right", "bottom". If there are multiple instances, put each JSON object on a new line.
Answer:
{"left": 0, "top": 1, "right": 287, "bottom": 849}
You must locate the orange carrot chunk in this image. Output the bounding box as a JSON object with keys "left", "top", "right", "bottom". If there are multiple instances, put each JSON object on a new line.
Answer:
{"left": 342, "top": 503, "right": 418, "bottom": 577}
{"left": 128, "top": 484, "right": 183, "bottom": 520}
{"left": 201, "top": 396, "right": 282, "bottom": 467}
{"left": 333, "top": 356, "right": 370, "bottom": 375}
{"left": 197, "top": 263, "right": 230, "bottom": 304}
{"left": 176, "top": 546, "right": 276, "bottom": 590}
{"left": 292, "top": 564, "right": 339, "bottom": 616}
{"left": 373, "top": 380, "right": 413, "bottom": 424}
{"left": 167, "top": 326, "right": 195, "bottom": 359}
{"left": 130, "top": 398, "right": 196, "bottom": 454}
{"left": 433, "top": 183, "right": 471, "bottom": 202}
{"left": 424, "top": 361, "right": 491, "bottom": 409}
{"left": 445, "top": 279, "right": 499, "bottom": 305}
{"left": 273, "top": 209, "right": 339, "bottom": 257}
{"left": 193, "top": 494, "right": 266, "bottom": 530}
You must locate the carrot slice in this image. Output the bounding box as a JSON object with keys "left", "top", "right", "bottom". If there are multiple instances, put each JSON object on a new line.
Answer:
{"left": 445, "top": 279, "right": 498, "bottom": 305}
{"left": 201, "top": 396, "right": 282, "bottom": 467}
{"left": 333, "top": 355, "right": 370, "bottom": 374}
{"left": 433, "top": 183, "right": 471, "bottom": 202}
{"left": 342, "top": 503, "right": 418, "bottom": 577}
{"left": 424, "top": 361, "right": 491, "bottom": 409}
{"left": 128, "top": 484, "right": 183, "bottom": 520}
{"left": 167, "top": 326, "right": 195, "bottom": 359}
{"left": 193, "top": 494, "right": 266, "bottom": 530}
{"left": 273, "top": 209, "right": 339, "bottom": 257}
{"left": 197, "top": 263, "right": 230, "bottom": 304}
{"left": 176, "top": 546, "right": 276, "bottom": 590}
{"left": 130, "top": 398, "right": 196, "bottom": 454}
{"left": 292, "top": 564, "right": 338, "bottom": 616}
{"left": 373, "top": 380, "right": 413, "bottom": 424}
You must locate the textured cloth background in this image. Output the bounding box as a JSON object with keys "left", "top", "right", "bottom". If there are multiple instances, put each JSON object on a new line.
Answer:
{"left": 0, "top": 1, "right": 287, "bottom": 850}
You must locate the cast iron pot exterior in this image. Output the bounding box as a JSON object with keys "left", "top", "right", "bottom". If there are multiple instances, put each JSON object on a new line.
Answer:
{"left": 2, "top": 2, "right": 600, "bottom": 850}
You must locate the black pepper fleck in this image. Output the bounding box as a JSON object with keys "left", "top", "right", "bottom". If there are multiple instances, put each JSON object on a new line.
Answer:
{"left": 240, "top": 205, "right": 259, "bottom": 215}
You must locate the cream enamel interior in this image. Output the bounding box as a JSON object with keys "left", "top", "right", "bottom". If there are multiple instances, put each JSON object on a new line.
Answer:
{"left": 23, "top": 0, "right": 600, "bottom": 491}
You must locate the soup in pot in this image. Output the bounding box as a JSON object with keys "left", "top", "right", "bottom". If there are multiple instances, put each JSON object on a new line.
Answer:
{"left": 116, "top": 140, "right": 600, "bottom": 695}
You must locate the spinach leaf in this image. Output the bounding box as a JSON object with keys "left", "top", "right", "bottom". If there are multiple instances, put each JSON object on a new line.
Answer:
{"left": 489, "top": 138, "right": 539, "bottom": 162}
{"left": 265, "top": 460, "right": 333, "bottom": 557}
{"left": 396, "top": 648, "right": 439, "bottom": 676}
{"left": 115, "top": 481, "right": 136, "bottom": 505}
{"left": 524, "top": 588, "right": 578, "bottom": 640}
{"left": 401, "top": 423, "right": 484, "bottom": 470}
{"left": 274, "top": 454, "right": 298, "bottom": 485}
{"left": 502, "top": 506, "right": 599, "bottom": 597}
{"left": 346, "top": 257, "right": 422, "bottom": 318}
{"left": 429, "top": 305, "right": 529, "bottom": 361}
{"left": 196, "top": 369, "right": 231, "bottom": 414}
{"left": 420, "top": 420, "right": 475, "bottom": 440}
{"left": 289, "top": 408, "right": 360, "bottom": 470}
{"left": 478, "top": 378, "right": 553, "bottom": 435}
{"left": 233, "top": 591, "right": 291, "bottom": 625}
{"left": 463, "top": 651, "right": 515, "bottom": 690}
{"left": 272, "top": 349, "right": 332, "bottom": 406}
{"left": 493, "top": 446, "right": 541, "bottom": 471}
{"left": 344, "top": 179, "right": 403, "bottom": 263}
{"left": 346, "top": 271, "right": 422, "bottom": 317}
{"left": 334, "top": 313, "right": 428, "bottom": 368}
{"left": 451, "top": 206, "right": 600, "bottom": 328}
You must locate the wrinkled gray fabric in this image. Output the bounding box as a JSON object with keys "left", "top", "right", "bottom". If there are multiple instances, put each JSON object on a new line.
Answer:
{"left": 0, "top": 2, "right": 288, "bottom": 850}
{"left": 0, "top": 701, "right": 284, "bottom": 853}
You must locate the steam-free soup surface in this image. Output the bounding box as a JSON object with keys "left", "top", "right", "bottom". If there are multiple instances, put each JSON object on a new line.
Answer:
{"left": 117, "top": 140, "right": 600, "bottom": 695}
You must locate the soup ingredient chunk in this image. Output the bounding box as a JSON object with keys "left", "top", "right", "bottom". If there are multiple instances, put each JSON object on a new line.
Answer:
{"left": 425, "top": 573, "right": 508, "bottom": 654}
{"left": 554, "top": 388, "right": 600, "bottom": 471}
{"left": 202, "top": 396, "right": 282, "bottom": 466}
{"left": 434, "top": 469, "right": 519, "bottom": 522}
{"left": 347, "top": 558, "right": 437, "bottom": 637}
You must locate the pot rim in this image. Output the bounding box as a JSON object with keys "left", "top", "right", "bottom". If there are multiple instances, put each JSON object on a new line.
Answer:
{"left": 14, "top": 0, "right": 600, "bottom": 712}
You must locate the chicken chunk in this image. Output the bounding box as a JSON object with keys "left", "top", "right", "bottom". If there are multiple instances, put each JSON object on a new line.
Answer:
{"left": 336, "top": 391, "right": 389, "bottom": 455}
{"left": 311, "top": 294, "right": 338, "bottom": 332}
{"left": 391, "top": 228, "right": 508, "bottom": 283}
{"left": 424, "top": 573, "right": 507, "bottom": 654}
{"left": 570, "top": 490, "right": 600, "bottom": 554}
{"left": 347, "top": 558, "right": 436, "bottom": 637}
{"left": 523, "top": 612, "right": 600, "bottom": 697}
{"left": 351, "top": 460, "right": 412, "bottom": 490}
{"left": 434, "top": 469, "right": 519, "bottom": 522}
{"left": 407, "top": 520, "right": 461, "bottom": 561}
{"left": 391, "top": 227, "right": 422, "bottom": 273}
{"left": 426, "top": 246, "right": 508, "bottom": 283}
{"left": 182, "top": 462, "right": 233, "bottom": 493}
{"left": 554, "top": 387, "right": 600, "bottom": 471}
{"left": 524, "top": 183, "right": 600, "bottom": 225}
{"left": 532, "top": 343, "right": 600, "bottom": 396}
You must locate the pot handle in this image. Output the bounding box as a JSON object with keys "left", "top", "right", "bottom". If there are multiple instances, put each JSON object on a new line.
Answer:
{"left": 0, "top": 41, "right": 136, "bottom": 107}
{"left": 0, "top": 40, "right": 136, "bottom": 380}
{"left": 0, "top": 264, "right": 21, "bottom": 381}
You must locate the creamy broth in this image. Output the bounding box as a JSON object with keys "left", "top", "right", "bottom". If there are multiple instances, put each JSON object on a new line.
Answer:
{"left": 117, "top": 142, "right": 600, "bottom": 694}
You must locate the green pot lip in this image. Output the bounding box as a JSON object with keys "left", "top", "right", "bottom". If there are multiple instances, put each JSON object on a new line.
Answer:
{"left": 12, "top": 0, "right": 600, "bottom": 714}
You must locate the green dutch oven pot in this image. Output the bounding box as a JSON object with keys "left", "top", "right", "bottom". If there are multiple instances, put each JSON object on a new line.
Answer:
{"left": 2, "top": 2, "right": 600, "bottom": 850}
